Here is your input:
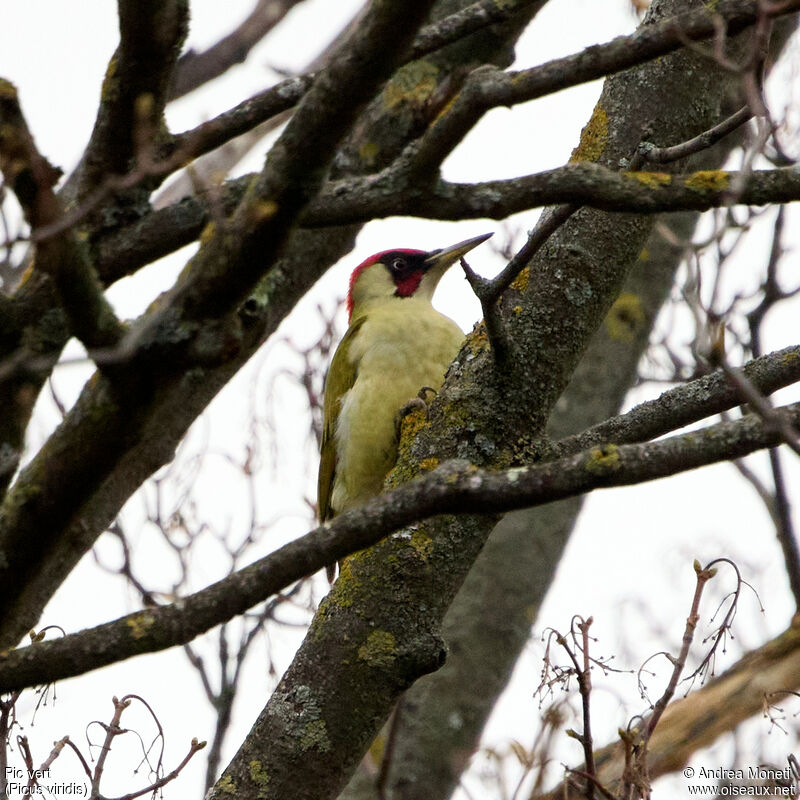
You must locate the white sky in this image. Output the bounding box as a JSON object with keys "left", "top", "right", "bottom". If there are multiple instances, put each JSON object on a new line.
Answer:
{"left": 1, "top": 2, "right": 799, "bottom": 798}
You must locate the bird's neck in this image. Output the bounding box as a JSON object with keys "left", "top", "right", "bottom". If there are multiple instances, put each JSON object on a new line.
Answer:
{"left": 349, "top": 294, "right": 434, "bottom": 323}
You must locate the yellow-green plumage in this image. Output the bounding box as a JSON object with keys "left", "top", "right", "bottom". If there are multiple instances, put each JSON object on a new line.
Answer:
{"left": 317, "top": 233, "right": 491, "bottom": 531}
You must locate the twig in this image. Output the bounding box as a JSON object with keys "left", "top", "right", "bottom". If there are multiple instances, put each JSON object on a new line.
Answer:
{"left": 457, "top": 204, "right": 576, "bottom": 360}
{"left": 574, "top": 618, "right": 598, "bottom": 800}
{"left": 636, "top": 105, "right": 753, "bottom": 164}
{"left": 488, "top": 205, "right": 576, "bottom": 303}
{"left": 90, "top": 696, "right": 131, "bottom": 797}
{"left": 623, "top": 561, "right": 719, "bottom": 798}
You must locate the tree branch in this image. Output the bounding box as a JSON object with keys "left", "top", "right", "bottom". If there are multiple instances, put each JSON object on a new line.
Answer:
{"left": 142, "top": 0, "right": 441, "bottom": 326}
{"left": 554, "top": 344, "right": 800, "bottom": 456}
{"left": 81, "top": 0, "right": 800, "bottom": 283}
{"left": 305, "top": 163, "right": 800, "bottom": 225}
{"left": 77, "top": 0, "right": 189, "bottom": 198}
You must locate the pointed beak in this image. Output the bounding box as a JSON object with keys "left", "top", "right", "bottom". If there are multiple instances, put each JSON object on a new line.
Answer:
{"left": 423, "top": 232, "right": 493, "bottom": 272}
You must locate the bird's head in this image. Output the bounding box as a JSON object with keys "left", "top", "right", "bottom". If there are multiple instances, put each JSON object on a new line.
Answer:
{"left": 346, "top": 232, "right": 493, "bottom": 321}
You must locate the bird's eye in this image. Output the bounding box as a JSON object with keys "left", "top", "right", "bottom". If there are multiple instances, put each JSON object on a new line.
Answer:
{"left": 391, "top": 257, "right": 406, "bottom": 272}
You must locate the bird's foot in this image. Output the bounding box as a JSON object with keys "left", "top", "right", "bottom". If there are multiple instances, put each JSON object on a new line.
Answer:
{"left": 395, "top": 387, "right": 437, "bottom": 437}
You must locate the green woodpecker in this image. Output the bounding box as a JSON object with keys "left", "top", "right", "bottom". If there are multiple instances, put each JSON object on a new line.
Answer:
{"left": 317, "top": 232, "right": 492, "bottom": 539}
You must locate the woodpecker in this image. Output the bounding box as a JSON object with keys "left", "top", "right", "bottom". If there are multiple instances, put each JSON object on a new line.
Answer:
{"left": 317, "top": 232, "right": 492, "bottom": 544}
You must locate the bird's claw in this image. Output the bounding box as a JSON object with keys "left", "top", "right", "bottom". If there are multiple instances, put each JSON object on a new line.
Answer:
{"left": 395, "top": 387, "right": 437, "bottom": 437}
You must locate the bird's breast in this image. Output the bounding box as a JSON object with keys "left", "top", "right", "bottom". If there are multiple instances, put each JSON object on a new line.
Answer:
{"left": 331, "top": 302, "right": 463, "bottom": 512}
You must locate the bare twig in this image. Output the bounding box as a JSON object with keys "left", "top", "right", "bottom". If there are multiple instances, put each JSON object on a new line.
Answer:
{"left": 90, "top": 696, "right": 131, "bottom": 797}
{"left": 636, "top": 105, "right": 754, "bottom": 164}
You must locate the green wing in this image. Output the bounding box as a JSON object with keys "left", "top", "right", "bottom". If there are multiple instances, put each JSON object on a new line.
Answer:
{"left": 318, "top": 316, "right": 366, "bottom": 521}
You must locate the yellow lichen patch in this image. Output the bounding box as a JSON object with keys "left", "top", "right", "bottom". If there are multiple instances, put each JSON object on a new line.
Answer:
{"left": 467, "top": 323, "right": 489, "bottom": 356}
{"left": 134, "top": 92, "right": 155, "bottom": 121}
{"left": 16, "top": 262, "right": 35, "bottom": 288}
{"left": 782, "top": 350, "right": 800, "bottom": 365}
{"left": 638, "top": 248, "right": 649, "bottom": 262}
{"left": 359, "top": 141, "right": 380, "bottom": 167}
{"left": 101, "top": 56, "right": 120, "bottom": 103}
{"left": 585, "top": 444, "right": 621, "bottom": 475}
{"left": 410, "top": 530, "right": 434, "bottom": 562}
{"left": 217, "top": 775, "right": 237, "bottom": 795}
{"left": 512, "top": 305, "right": 523, "bottom": 316}
{"left": 367, "top": 732, "right": 387, "bottom": 768}
{"left": 199, "top": 221, "right": 216, "bottom": 245}
{"left": 419, "top": 457, "right": 439, "bottom": 472}
{"left": 249, "top": 761, "right": 270, "bottom": 798}
{"left": 383, "top": 61, "right": 439, "bottom": 109}
{"left": 327, "top": 559, "right": 359, "bottom": 608}
{"left": 626, "top": 171, "right": 672, "bottom": 188}
{"left": 570, "top": 105, "right": 608, "bottom": 163}
{"left": 250, "top": 199, "right": 279, "bottom": 223}
{"left": 605, "top": 292, "right": 646, "bottom": 343}
{"left": 398, "top": 405, "right": 428, "bottom": 444}
{"left": 126, "top": 612, "right": 155, "bottom": 640}
{"left": 358, "top": 630, "right": 397, "bottom": 668}
{"left": 684, "top": 170, "right": 729, "bottom": 192}
{"left": 0, "top": 79, "right": 18, "bottom": 99}
{"left": 510, "top": 265, "right": 530, "bottom": 292}
{"left": 300, "top": 719, "right": 332, "bottom": 753}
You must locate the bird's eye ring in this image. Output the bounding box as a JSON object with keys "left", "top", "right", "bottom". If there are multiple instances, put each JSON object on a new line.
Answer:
{"left": 391, "top": 257, "right": 406, "bottom": 272}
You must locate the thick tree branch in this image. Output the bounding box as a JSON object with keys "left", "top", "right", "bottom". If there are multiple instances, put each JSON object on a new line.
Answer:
{"left": 93, "top": 160, "right": 800, "bottom": 284}
{"left": 0, "top": 2, "right": 189, "bottom": 504}
{"left": 81, "top": 0, "right": 800, "bottom": 282}
{"left": 306, "top": 163, "right": 800, "bottom": 225}
{"left": 109, "top": 0, "right": 542, "bottom": 214}
{"left": 1, "top": 399, "right": 797, "bottom": 694}
{"left": 411, "top": 0, "right": 543, "bottom": 59}
{"left": 77, "top": 0, "right": 189, "bottom": 198}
